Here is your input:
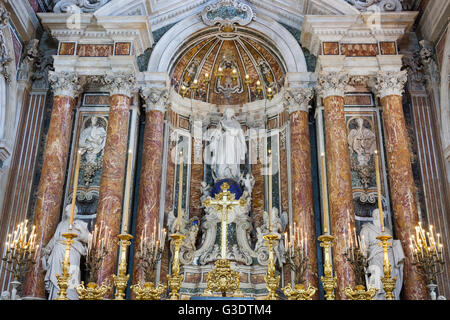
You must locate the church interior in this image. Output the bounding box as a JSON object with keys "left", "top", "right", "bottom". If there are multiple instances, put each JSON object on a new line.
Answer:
{"left": 0, "top": 0, "right": 449, "bottom": 301}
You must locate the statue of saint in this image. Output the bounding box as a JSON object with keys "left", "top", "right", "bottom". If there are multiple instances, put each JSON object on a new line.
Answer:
{"left": 41, "top": 204, "right": 90, "bottom": 300}
{"left": 79, "top": 116, "right": 107, "bottom": 165}
{"left": 360, "top": 209, "right": 405, "bottom": 300}
{"left": 204, "top": 108, "right": 247, "bottom": 181}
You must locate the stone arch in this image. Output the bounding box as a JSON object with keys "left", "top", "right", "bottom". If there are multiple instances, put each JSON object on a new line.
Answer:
{"left": 148, "top": 14, "right": 307, "bottom": 74}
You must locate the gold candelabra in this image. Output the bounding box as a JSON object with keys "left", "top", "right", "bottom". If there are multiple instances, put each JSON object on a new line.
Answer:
{"left": 263, "top": 233, "right": 280, "bottom": 300}
{"left": 376, "top": 234, "right": 396, "bottom": 300}
{"left": 112, "top": 233, "right": 133, "bottom": 300}
{"left": 167, "top": 232, "right": 185, "bottom": 300}
{"left": 131, "top": 220, "right": 167, "bottom": 300}
{"left": 318, "top": 234, "right": 337, "bottom": 300}
{"left": 55, "top": 232, "right": 78, "bottom": 300}
{"left": 410, "top": 222, "right": 445, "bottom": 299}
{"left": 343, "top": 226, "right": 377, "bottom": 300}
{"left": 204, "top": 259, "right": 242, "bottom": 297}
{"left": 2, "top": 220, "right": 39, "bottom": 284}
{"left": 76, "top": 223, "right": 112, "bottom": 300}
{"left": 281, "top": 224, "right": 317, "bottom": 300}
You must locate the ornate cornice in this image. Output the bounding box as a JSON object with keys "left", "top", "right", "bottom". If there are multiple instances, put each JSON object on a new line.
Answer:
{"left": 316, "top": 71, "right": 350, "bottom": 98}
{"left": 48, "top": 71, "right": 83, "bottom": 98}
{"left": 53, "top": 0, "right": 111, "bottom": 13}
{"left": 141, "top": 87, "right": 170, "bottom": 113}
{"left": 104, "top": 71, "right": 138, "bottom": 98}
{"left": 284, "top": 87, "right": 314, "bottom": 114}
{"left": 369, "top": 70, "right": 408, "bottom": 98}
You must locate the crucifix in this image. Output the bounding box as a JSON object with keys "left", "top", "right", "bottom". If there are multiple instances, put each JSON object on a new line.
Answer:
{"left": 203, "top": 182, "right": 247, "bottom": 259}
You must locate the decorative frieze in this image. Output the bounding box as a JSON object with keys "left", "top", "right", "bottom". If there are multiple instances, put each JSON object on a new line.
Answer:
{"left": 48, "top": 71, "right": 83, "bottom": 98}
{"left": 104, "top": 71, "right": 137, "bottom": 98}
{"left": 141, "top": 87, "right": 170, "bottom": 113}
{"left": 284, "top": 87, "right": 314, "bottom": 114}
{"left": 316, "top": 71, "right": 350, "bottom": 99}
{"left": 369, "top": 70, "right": 408, "bottom": 98}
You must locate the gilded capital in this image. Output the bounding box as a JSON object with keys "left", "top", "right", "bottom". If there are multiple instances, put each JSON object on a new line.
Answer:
{"left": 284, "top": 87, "right": 314, "bottom": 113}
{"left": 370, "top": 70, "right": 408, "bottom": 99}
{"left": 48, "top": 71, "right": 83, "bottom": 99}
{"left": 104, "top": 71, "right": 138, "bottom": 98}
{"left": 140, "top": 87, "right": 170, "bottom": 113}
{"left": 316, "top": 71, "right": 350, "bottom": 98}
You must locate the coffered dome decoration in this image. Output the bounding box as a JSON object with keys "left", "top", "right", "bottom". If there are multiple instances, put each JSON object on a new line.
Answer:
{"left": 169, "top": 26, "right": 286, "bottom": 105}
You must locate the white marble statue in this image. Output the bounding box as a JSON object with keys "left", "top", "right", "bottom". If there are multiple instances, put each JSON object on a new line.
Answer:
{"left": 360, "top": 208, "right": 405, "bottom": 300}
{"left": 257, "top": 207, "right": 288, "bottom": 267}
{"left": 204, "top": 108, "right": 247, "bottom": 181}
{"left": 167, "top": 209, "right": 189, "bottom": 235}
{"left": 347, "top": 118, "right": 376, "bottom": 167}
{"left": 79, "top": 116, "right": 106, "bottom": 165}
{"left": 240, "top": 172, "right": 255, "bottom": 197}
{"left": 41, "top": 204, "right": 90, "bottom": 300}
{"left": 200, "top": 181, "right": 211, "bottom": 207}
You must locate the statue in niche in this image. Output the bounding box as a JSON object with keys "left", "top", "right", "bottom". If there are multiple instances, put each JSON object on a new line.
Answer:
{"left": 347, "top": 117, "right": 377, "bottom": 189}
{"left": 79, "top": 116, "right": 107, "bottom": 186}
{"left": 203, "top": 108, "right": 247, "bottom": 181}
{"left": 41, "top": 204, "right": 90, "bottom": 300}
{"left": 360, "top": 208, "right": 405, "bottom": 300}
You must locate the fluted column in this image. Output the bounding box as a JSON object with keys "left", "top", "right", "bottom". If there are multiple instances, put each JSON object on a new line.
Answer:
{"left": 317, "top": 71, "right": 356, "bottom": 299}
{"left": 23, "top": 71, "right": 82, "bottom": 298}
{"left": 131, "top": 87, "right": 169, "bottom": 286}
{"left": 285, "top": 87, "right": 319, "bottom": 298}
{"left": 372, "top": 70, "right": 427, "bottom": 300}
{"left": 95, "top": 72, "right": 137, "bottom": 290}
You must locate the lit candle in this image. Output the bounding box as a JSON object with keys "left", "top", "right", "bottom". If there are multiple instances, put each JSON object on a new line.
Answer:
{"left": 374, "top": 150, "right": 385, "bottom": 233}
{"left": 284, "top": 232, "right": 288, "bottom": 250}
{"left": 69, "top": 149, "right": 82, "bottom": 230}
{"left": 205, "top": 73, "right": 209, "bottom": 79}
{"left": 176, "top": 150, "right": 184, "bottom": 233}
{"left": 122, "top": 150, "right": 133, "bottom": 233}
{"left": 320, "top": 153, "right": 329, "bottom": 234}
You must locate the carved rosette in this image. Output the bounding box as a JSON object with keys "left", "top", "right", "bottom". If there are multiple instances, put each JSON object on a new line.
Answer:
{"left": 48, "top": 71, "right": 83, "bottom": 99}
{"left": 371, "top": 70, "right": 408, "bottom": 98}
{"left": 284, "top": 87, "right": 314, "bottom": 114}
{"left": 316, "top": 71, "right": 350, "bottom": 98}
{"left": 104, "top": 71, "right": 138, "bottom": 98}
{"left": 140, "top": 87, "right": 170, "bottom": 113}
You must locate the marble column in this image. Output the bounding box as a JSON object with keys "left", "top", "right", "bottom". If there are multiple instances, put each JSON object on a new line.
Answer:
{"left": 372, "top": 70, "right": 428, "bottom": 300}
{"left": 131, "top": 87, "right": 169, "bottom": 285}
{"left": 23, "top": 72, "right": 82, "bottom": 298}
{"left": 285, "top": 88, "right": 319, "bottom": 298}
{"left": 317, "top": 71, "right": 356, "bottom": 299}
{"left": 94, "top": 72, "right": 137, "bottom": 290}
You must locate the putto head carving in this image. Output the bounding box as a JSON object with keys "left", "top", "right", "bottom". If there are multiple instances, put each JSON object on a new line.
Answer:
{"left": 201, "top": 0, "right": 255, "bottom": 31}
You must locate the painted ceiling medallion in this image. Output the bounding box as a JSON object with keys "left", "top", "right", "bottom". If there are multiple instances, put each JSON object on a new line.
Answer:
{"left": 201, "top": 0, "right": 255, "bottom": 30}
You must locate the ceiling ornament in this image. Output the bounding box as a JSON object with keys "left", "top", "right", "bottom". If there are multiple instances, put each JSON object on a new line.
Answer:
{"left": 345, "top": 0, "right": 403, "bottom": 12}
{"left": 201, "top": 0, "right": 255, "bottom": 32}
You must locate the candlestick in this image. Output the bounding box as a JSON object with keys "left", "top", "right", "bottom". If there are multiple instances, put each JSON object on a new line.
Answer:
{"left": 320, "top": 153, "right": 329, "bottom": 234}
{"left": 69, "top": 149, "right": 82, "bottom": 230}
{"left": 374, "top": 150, "right": 385, "bottom": 233}
{"left": 176, "top": 150, "right": 184, "bottom": 233}
{"left": 123, "top": 150, "right": 133, "bottom": 233}
{"left": 268, "top": 149, "right": 273, "bottom": 233}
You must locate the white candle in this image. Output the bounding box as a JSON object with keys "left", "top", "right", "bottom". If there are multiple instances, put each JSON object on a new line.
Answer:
{"left": 320, "top": 153, "right": 329, "bottom": 234}
{"left": 123, "top": 150, "right": 133, "bottom": 233}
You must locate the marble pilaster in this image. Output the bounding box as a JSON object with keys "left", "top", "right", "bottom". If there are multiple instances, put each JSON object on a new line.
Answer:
{"left": 372, "top": 70, "right": 428, "bottom": 300}
{"left": 131, "top": 87, "right": 169, "bottom": 286}
{"left": 94, "top": 72, "right": 137, "bottom": 292}
{"left": 23, "top": 71, "right": 82, "bottom": 298}
{"left": 285, "top": 87, "right": 319, "bottom": 297}
{"left": 317, "top": 71, "right": 356, "bottom": 300}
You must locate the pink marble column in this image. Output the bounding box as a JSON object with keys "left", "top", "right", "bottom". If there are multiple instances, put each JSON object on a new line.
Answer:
{"left": 94, "top": 72, "right": 137, "bottom": 292}
{"left": 285, "top": 88, "right": 319, "bottom": 298}
{"left": 131, "top": 88, "right": 168, "bottom": 286}
{"left": 317, "top": 71, "right": 356, "bottom": 300}
{"left": 23, "top": 72, "right": 82, "bottom": 298}
{"left": 373, "top": 71, "right": 427, "bottom": 300}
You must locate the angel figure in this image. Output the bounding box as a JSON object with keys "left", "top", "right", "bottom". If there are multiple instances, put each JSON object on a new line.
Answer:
{"left": 240, "top": 173, "right": 255, "bottom": 197}
{"left": 167, "top": 209, "right": 189, "bottom": 235}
